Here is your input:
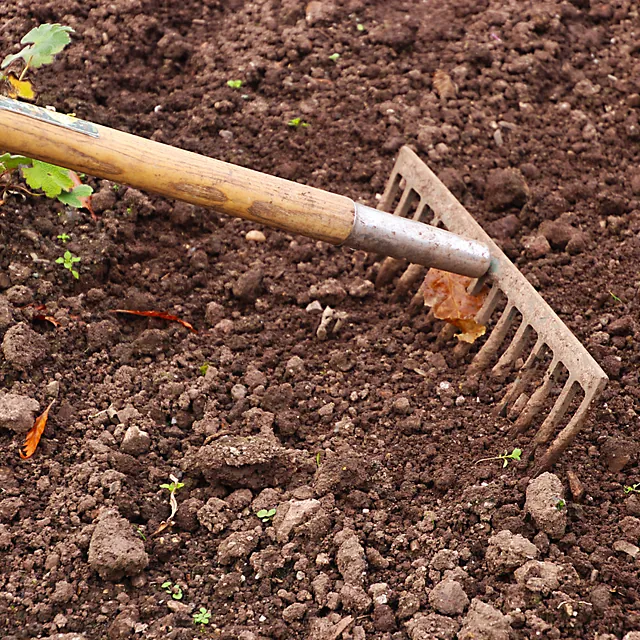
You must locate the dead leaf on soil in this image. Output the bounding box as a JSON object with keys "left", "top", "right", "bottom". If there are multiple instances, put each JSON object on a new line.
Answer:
{"left": 433, "top": 69, "right": 457, "bottom": 100}
{"left": 110, "top": 309, "right": 197, "bottom": 333}
{"left": 5, "top": 72, "right": 36, "bottom": 101}
{"left": 33, "top": 314, "right": 60, "bottom": 327}
{"left": 68, "top": 170, "right": 96, "bottom": 221}
{"left": 20, "top": 399, "right": 55, "bottom": 460}
{"left": 421, "top": 268, "right": 488, "bottom": 343}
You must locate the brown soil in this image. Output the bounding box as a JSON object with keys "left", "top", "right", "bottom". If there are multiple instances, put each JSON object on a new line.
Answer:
{"left": 1, "top": 1, "right": 640, "bottom": 639}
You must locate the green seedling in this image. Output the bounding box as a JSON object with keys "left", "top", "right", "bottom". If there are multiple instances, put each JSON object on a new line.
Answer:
{"left": 316, "top": 451, "right": 322, "bottom": 467}
{"left": 227, "top": 79, "right": 243, "bottom": 89}
{"left": 288, "top": 117, "right": 309, "bottom": 128}
{"left": 56, "top": 233, "right": 70, "bottom": 243}
{"left": 161, "top": 581, "right": 183, "bottom": 600}
{"left": 134, "top": 526, "right": 147, "bottom": 541}
{"left": 199, "top": 363, "right": 210, "bottom": 376}
{"left": 256, "top": 508, "right": 276, "bottom": 523}
{"left": 2, "top": 23, "right": 73, "bottom": 80}
{"left": 475, "top": 447, "right": 522, "bottom": 468}
{"left": 356, "top": 22, "right": 365, "bottom": 32}
{"left": 555, "top": 498, "right": 566, "bottom": 511}
{"left": 624, "top": 484, "right": 640, "bottom": 494}
{"left": 193, "top": 607, "right": 211, "bottom": 626}
{"left": 55, "top": 250, "right": 80, "bottom": 279}
{"left": 329, "top": 53, "right": 340, "bottom": 62}
{"left": 609, "top": 291, "right": 623, "bottom": 303}
{"left": 159, "top": 474, "right": 184, "bottom": 526}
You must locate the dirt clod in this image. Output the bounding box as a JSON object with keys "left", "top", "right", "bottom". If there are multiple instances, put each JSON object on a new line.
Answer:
{"left": 0, "top": 393, "right": 40, "bottom": 434}
{"left": 525, "top": 473, "right": 567, "bottom": 539}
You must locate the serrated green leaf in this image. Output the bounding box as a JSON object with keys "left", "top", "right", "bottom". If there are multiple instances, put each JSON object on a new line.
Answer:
{"left": 2, "top": 24, "right": 74, "bottom": 70}
{"left": 0, "top": 153, "right": 32, "bottom": 172}
{"left": 22, "top": 161, "right": 73, "bottom": 198}
{"left": 57, "top": 184, "right": 92, "bottom": 208}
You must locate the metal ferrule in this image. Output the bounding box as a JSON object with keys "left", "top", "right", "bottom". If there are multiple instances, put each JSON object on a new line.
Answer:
{"left": 344, "top": 204, "right": 492, "bottom": 278}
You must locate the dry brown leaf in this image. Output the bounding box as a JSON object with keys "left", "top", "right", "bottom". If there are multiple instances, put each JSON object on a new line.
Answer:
{"left": 421, "top": 268, "right": 488, "bottom": 343}
{"left": 5, "top": 73, "right": 36, "bottom": 101}
{"left": 433, "top": 69, "right": 457, "bottom": 100}
{"left": 33, "top": 314, "right": 60, "bottom": 327}
{"left": 68, "top": 170, "right": 96, "bottom": 221}
{"left": 110, "top": 309, "right": 197, "bottom": 333}
{"left": 20, "top": 399, "right": 55, "bottom": 460}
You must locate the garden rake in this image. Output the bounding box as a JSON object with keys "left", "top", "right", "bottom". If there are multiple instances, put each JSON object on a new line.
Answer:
{"left": 0, "top": 97, "right": 607, "bottom": 473}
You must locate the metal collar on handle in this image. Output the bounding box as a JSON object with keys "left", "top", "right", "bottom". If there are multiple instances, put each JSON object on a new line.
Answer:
{"left": 345, "top": 203, "right": 492, "bottom": 279}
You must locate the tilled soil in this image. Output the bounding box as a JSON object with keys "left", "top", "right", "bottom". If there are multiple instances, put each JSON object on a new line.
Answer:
{"left": 1, "top": 0, "right": 640, "bottom": 639}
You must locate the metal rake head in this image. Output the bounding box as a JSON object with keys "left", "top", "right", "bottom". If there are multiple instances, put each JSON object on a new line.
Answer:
{"left": 375, "top": 146, "right": 608, "bottom": 475}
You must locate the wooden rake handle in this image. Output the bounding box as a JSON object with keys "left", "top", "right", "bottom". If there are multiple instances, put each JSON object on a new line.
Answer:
{"left": 0, "top": 98, "right": 492, "bottom": 277}
{"left": 0, "top": 97, "right": 354, "bottom": 244}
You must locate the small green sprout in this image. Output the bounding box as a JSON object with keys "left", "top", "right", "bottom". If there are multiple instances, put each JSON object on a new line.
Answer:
{"left": 288, "top": 117, "right": 309, "bottom": 128}
{"left": 56, "top": 233, "right": 70, "bottom": 243}
{"left": 316, "top": 451, "right": 322, "bottom": 467}
{"left": 356, "top": 23, "right": 365, "bottom": 32}
{"left": 555, "top": 498, "right": 566, "bottom": 511}
{"left": 328, "top": 53, "right": 340, "bottom": 62}
{"left": 55, "top": 250, "right": 80, "bottom": 279}
{"left": 609, "top": 291, "right": 623, "bottom": 303}
{"left": 161, "top": 581, "right": 183, "bottom": 600}
{"left": 199, "top": 363, "right": 210, "bottom": 376}
{"left": 227, "top": 79, "right": 243, "bottom": 89}
{"left": 475, "top": 447, "right": 522, "bottom": 468}
{"left": 256, "top": 508, "right": 276, "bottom": 523}
{"left": 160, "top": 474, "right": 184, "bottom": 525}
{"left": 126, "top": 206, "right": 133, "bottom": 214}
{"left": 112, "top": 184, "right": 120, "bottom": 192}
{"left": 193, "top": 607, "right": 211, "bottom": 626}
{"left": 624, "top": 483, "right": 640, "bottom": 494}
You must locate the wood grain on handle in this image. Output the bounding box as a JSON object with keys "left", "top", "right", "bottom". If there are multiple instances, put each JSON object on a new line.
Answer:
{"left": 0, "top": 105, "right": 355, "bottom": 243}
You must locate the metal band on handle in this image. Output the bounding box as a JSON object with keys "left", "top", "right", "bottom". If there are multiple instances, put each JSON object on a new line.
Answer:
{"left": 345, "top": 204, "right": 492, "bottom": 278}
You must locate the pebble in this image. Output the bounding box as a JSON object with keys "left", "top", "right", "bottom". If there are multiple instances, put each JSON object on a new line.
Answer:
{"left": 601, "top": 437, "right": 636, "bottom": 473}
{"left": 428, "top": 578, "right": 469, "bottom": 616}
{"left": 524, "top": 472, "right": 567, "bottom": 539}
{"left": 485, "top": 530, "right": 539, "bottom": 573}
{"left": 205, "top": 301, "right": 225, "bottom": 326}
{"left": 120, "top": 425, "right": 151, "bottom": 456}
{"left": 485, "top": 168, "right": 529, "bottom": 211}
{"left": 246, "top": 230, "right": 266, "bottom": 242}
{"left": 0, "top": 393, "right": 40, "bottom": 434}
{"left": 309, "top": 279, "right": 347, "bottom": 306}
{"left": 273, "top": 498, "right": 323, "bottom": 543}
{"left": 232, "top": 267, "right": 264, "bottom": 303}
{"left": 613, "top": 540, "right": 640, "bottom": 559}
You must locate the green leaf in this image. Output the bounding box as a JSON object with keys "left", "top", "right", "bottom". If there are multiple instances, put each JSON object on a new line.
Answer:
{"left": 510, "top": 448, "right": 522, "bottom": 461}
{"left": 57, "top": 184, "right": 93, "bottom": 208}
{"left": 22, "top": 161, "right": 73, "bottom": 198}
{"left": 329, "top": 53, "right": 340, "bottom": 62}
{"left": 55, "top": 257, "right": 64, "bottom": 264}
{"left": 0, "top": 153, "right": 32, "bottom": 173}
{"left": 227, "top": 79, "right": 243, "bottom": 89}
{"left": 2, "top": 24, "right": 74, "bottom": 70}
{"left": 256, "top": 509, "right": 269, "bottom": 518}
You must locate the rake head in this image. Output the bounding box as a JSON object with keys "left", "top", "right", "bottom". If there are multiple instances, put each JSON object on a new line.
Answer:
{"left": 375, "top": 147, "right": 607, "bottom": 475}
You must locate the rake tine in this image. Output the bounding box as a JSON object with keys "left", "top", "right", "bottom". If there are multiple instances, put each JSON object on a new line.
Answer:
{"left": 393, "top": 263, "right": 426, "bottom": 299}
{"left": 511, "top": 359, "right": 560, "bottom": 436}
{"left": 467, "top": 303, "right": 516, "bottom": 375}
{"left": 491, "top": 322, "right": 532, "bottom": 380}
{"left": 498, "top": 340, "right": 544, "bottom": 415}
{"left": 530, "top": 378, "right": 579, "bottom": 450}
{"left": 375, "top": 257, "right": 407, "bottom": 288}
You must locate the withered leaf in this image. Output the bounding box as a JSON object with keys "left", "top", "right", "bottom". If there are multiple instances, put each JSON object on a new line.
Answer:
{"left": 68, "top": 170, "right": 96, "bottom": 221}
{"left": 5, "top": 73, "right": 36, "bottom": 101}
{"left": 111, "top": 309, "right": 197, "bottom": 333}
{"left": 421, "top": 268, "right": 488, "bottom": 343}
{"left": 33, "top": 314, "right": 60, "bottom": 327}
{"left": 20, "top": 399, "right": 55, "bottom": 460}
{"left": 433, "top": 69, "right": 457, "bottom": 100}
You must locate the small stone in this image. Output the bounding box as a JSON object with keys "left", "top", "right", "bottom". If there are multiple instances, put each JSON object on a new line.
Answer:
{"left": 601, "top": 437, "right": 637, "bottom": 473}
{"left": 2, "top": 322, "right": 48, "bottom": 370}
{"left": 217, "top": 529, "right": 261, "bottom": 564}
{"left": 205, "top": 302, "right": 225, "bottom": 326}
{"left": 282, "top": 602, "right": 307, "bottom": 622}
{"left": 0, "top": 393, "right": 40, "bottom": 434}
{"left": 232, "top": 268, "right": 264, "bottom": 303}
{"left": 272, "top": 498, "right": 323, "bottom": 543}
{"left": 608, "top": 315, "right": 635, "bottom": 337}
{"left": 488, "top": 214, "right": 521, "bottom": 240}
{"left": 51, "top": 581, "right": 74, "bottom": 605}
{"left": 347, "top": 277, "right": 375, "bottom": 298}
{"left": 428, "top": 579, "right": 469, "bottom": 616}
{"left": 231, "top": 384, "right": 247, "bottom": 401}
{"left": 285, "top": 355, "right": 305, "bottom": 378}
{"left": 459, "top": 599, "right": 512, "bottom": 640}
{"left": 246, "top": 230, "right": 266, "bottom": 242}
{"left": 525, "top": 472, "right": 567, "bottom": 539}
{"left": 485, "top": 168, "right": 529, "bottom": 211}
{"left": 392, "top": 397, "right": 411, "bottom": 415}
{"left": 120, "top": 425, "right": 151, "bottom": 456}
{"left": 309, "top": 279, "right": 347, "bottom": 306}
{"left": 522, "top": 235, "right": 550, "bottom": 259}
{"left": 485, "top": 530, "right": 539, "bottom": 573}
{"left": 613, "top": 540, "right": 640, "bottom": 559}
{"left": 306, "top": 300, "right": 323, "bottom": 313}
